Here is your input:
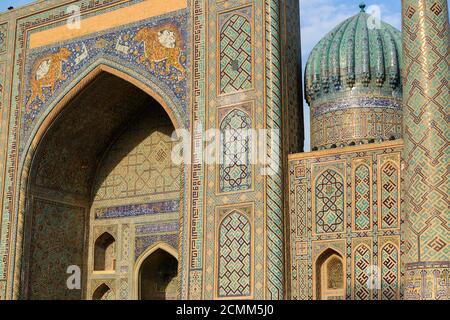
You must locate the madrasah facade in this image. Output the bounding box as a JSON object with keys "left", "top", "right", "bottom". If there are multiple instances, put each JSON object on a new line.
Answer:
{"left": 0, "top": 0, "right": 448, "bottom": 300}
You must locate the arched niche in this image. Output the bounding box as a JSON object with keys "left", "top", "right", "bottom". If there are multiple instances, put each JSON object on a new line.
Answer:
{"left": 16, "top": 66, "right": 184, "bottom": 300}
{"left": 315, "top": 248, "right": 345, "bottom": 300}
{"left": 134, "top": 243, "right": 179, "bottom": 300}
{"left": 92, "top": 283, "right": 114, "bottom": 300}
{"left": 94, "top": 232, "right": 116, "bottom": 272}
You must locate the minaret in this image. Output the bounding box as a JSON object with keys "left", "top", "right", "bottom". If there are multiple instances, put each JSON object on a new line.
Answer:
{"left": 402, "top": 0, "right": 450, "bottom": 300}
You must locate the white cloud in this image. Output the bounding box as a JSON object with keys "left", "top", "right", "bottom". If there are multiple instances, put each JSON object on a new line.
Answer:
{"left": 300, "top": 1, "right": 401, "bottom": 65}
{"left": 300, "top": 0, "right": 355, "bottom": 64}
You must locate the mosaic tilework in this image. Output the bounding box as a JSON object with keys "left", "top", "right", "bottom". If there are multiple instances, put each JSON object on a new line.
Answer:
{"left": 312, "top": 98, "right": 402, "bottom": 117}
{"left": 288, "top": 141, "right": 404, "bottom": 300}
{"left": 200, "top": 0, "right": 294, "bottom": 301}
{"left": 295, "top": 260, "right": 309, "bottom": 300}
{"left": 380, "top": 241, "right": 400, "bottom": 300}
{"left": 95, "top": 201, "right": 180, "bottom": 220}
{"left": 353, "top": 161, "right": 372, "bottom": 231}
{"left": 93, "top": 119, "right": 180, "bottom": 202}
{"left": 27, "top": 198, "right": 86, "bottom": 300}
{"left": 135, "top": 221, "right": 179, "bottom": 235}
{"left": 352, "top": 242, "right": 372, "bottom": 300}
{"left": 402, "top": 0, "right": 450, "bottom": 300}
{"left": 281, "top": 0, "right": 304, "bottom": 153}
{"left": 0, "top": 62, "right": 4, "bottom": 110}
{"left": 119, "top": 278, "right": 128, "bottom": 300}
{"left": 120, "top": 224, "right": 130, "bottom": 270}
{"left": 314, "top": 169, "right": 345, "bottom": 234}
{"left": 217, "top": 210, "right": 251, "bottom": 298}
{"left": 404, "top": 262, "right": 450, "bottom": 300}
{"left": 22, "top": 12, "right": 188, "bottom": 148}
{"left": 380, "top": 161, "right": 400, "bottom": 230}
{"left": 85, "top": 100, "right": 182, "bottom": 296}
{"left": 0, "top": 0, "right": 305, "bottom": 301}
{"left": 311, "top": 107, "right": 403, "bottom": 149}
{"left": 219, "top": 7, "right": 253, "bottom": 94}
{"left": 1, "top": 2, "right": 190, "bottom": 299}
{"left": 294, "top": 184, "right": 307, "bottom": 237}
{"left": 0, "top": 281, "right": 5, "bottom": 299}
{"left": 135, "top": 222, "right": 179, "bottom": 261}
{"left": 204, "top": 0, "right": 258, "bottom": 301}
{"left": 0, "top": 23, "right": 7, "bottom": 54}
{"left": 219, "top": 108, "right": 252, "bottom": 193}
{"left": 265, "top": 0, "right": 285, "bottom": 300}
{"left": 185, "top": 0, "right": 206, "bottom": 300}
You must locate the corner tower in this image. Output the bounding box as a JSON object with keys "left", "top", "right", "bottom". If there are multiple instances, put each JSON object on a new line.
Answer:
{"left": 305, "top": 4, "right": 403, "bottom": 150}
{"left": 402, "top": 0, "right": 450, "bottom": 300}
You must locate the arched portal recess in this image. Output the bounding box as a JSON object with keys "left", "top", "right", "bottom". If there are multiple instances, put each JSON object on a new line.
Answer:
{"left": 136, "top": 246, "right": 179, "bottom": 300}
{"left": 20, "top": 69, "right": 183, "bottom": 300}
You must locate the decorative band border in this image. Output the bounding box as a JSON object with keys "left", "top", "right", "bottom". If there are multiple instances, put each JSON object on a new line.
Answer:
{"left": 95, "top": 200, "right": 180, "bottom": 219}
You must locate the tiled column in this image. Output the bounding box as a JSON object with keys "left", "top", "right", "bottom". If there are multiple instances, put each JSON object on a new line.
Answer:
{"left": 402, "top": 0, "right": 450, "bottom": 300}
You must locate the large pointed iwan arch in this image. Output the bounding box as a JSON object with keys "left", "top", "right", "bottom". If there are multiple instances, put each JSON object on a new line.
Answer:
{"left": 10, "top": 63, "right": 186, "bottom": 299}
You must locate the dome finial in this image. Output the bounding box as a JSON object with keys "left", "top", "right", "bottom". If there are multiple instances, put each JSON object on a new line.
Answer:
{"left": 359, "top": 3, "right": 366, "bottom": 12}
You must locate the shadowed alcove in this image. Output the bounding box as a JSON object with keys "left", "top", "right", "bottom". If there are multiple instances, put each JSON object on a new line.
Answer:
{"left": 22, "top": 71, "right": 180, "bottom": 299}
{"left": 316, "top": 249, "right": 345, "bottom": 300}
{"left": 139, "top": 249, "right": 178, "bottom": 300}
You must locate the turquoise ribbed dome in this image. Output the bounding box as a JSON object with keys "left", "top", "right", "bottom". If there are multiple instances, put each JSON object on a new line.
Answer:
{"left": 304, "top": 5, "right": 403, "bottom": 149}
{"left": 305, "top": 7, "right": 402, "bottom": 104}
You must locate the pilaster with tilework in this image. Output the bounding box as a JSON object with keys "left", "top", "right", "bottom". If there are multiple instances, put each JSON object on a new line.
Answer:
{"left": 402, "top": 0, "right": 450, "bottom": 300}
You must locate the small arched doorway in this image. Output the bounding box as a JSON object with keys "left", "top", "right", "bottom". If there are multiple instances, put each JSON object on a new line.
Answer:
{"left": 316, "top": 249, "right": 345, "bottom": 300}
{"left": 92, "top": 283, "right": 114, "bottom": 300}
{"left": 136, "top": 245, "right": 178, "bottom": 300}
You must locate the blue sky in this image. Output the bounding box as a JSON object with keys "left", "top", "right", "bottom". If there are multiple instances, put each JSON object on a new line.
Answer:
{"left": 0, "top": 0, "right": 34, "bottom": 12}
{"left": 1, "top": 0, "right": 404, "bottom": 151}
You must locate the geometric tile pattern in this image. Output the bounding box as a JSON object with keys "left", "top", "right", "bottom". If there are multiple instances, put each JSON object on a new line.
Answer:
{"left": 185, "top": 0, "right": 206, "bottom": 299}
{"left": 1, "top": 6, "right": 189, "bottom": 300}
{"left": 94, "top": 200, "right": 180, "bottom": 220}
{"left": 27, "top": 199, "right": 86, "bottom": 300}
{"left": 404, "top": 262, "right": 450, "bottom": 300}
{"left": 288, "top": 141, "right": 404, "bottom": 300}
{"left": 265, "top": 0, "right": 285, "bottom": 300}
{"left": 380, "top": 162, "right": 399, "bottom": 230}
{"left": 219, "top": 109, "right": 252, "bottom": 193}
{"left": 296, "top": 260, "right": 309, "bottom": 300}
{"left": 402, "top": 0, "right": 450, "bottom": 299}
{"left": 311, "top": 106, "right": 403, "bottom": 149}
{"left": 219, "top": 12, "right": 252, "bottom": 94}
{"left": 0, "top": 0, "right": 301, "bottom": 301}
{"left": 315, "top": 169, "right": 345, "bottom": 234}
{"left": 354, "top": 164, "right": 371, "bottom": 231}
{"left": 353, "top": 244, "right": 371, "bottom": 300}
{"left": 295, "top": 184, "right": 307, "bottom": 237}
{"left": 0, "top": 23, "right": 7, "bottom": 54}
{"left": 93, "top": 123, "right": 180, "bottom": 202}
{"left": 0, "top": 62, "right": 4, "bottom": 111}
{"left": 380, "top": 242, "right": 399, "bottom": 300}
{"left": 135, "top": 233, "right": 179, "bottom": 261}
{"left": 218, "top": 211, "right": 251, "bottom": 297}
{"left": 22, "top": 16, "right": 188, "bottom": 147}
